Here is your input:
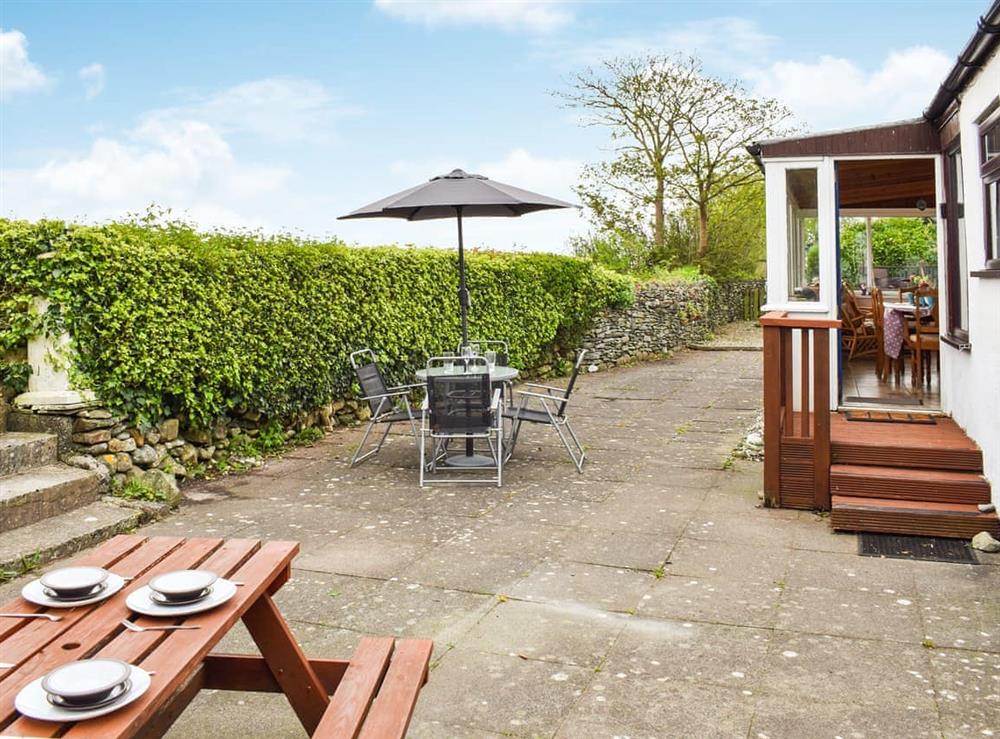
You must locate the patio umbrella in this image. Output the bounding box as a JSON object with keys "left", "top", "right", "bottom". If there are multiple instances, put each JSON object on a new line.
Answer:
{"left": 338, "top": 169, "right": 576, "bottom": 345}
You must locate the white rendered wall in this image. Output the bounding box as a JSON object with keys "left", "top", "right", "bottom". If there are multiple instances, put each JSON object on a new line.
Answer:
{"left": 939, "top": 49, "right": 1000, "bottom": 505}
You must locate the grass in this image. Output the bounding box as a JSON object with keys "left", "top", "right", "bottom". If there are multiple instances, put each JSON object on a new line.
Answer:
{"left": 0, "top": 551, "right": 42, "bottom": 584}
{"left": 111, "top": 478, "right": 173, "bottom": 504}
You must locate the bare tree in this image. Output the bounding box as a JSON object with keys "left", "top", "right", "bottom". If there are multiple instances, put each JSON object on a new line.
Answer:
{"left": 558, "top": 54, "right": 792, "bottom": 262}
{"left": 556, "top": 55, "right": 703, "bottom": 250}
{"left": 667, "top": 76, "right": 792, "bottom": 259}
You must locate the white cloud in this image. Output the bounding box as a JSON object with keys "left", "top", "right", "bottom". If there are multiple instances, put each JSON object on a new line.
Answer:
{"left": 3, "top": 117, "right": 290, "bottom": 229}
{"left": 0, "top": 28, "right": 49, "bottom": 99}
{"left": 79, "top": 63, "right": 105, "bottom": 99}
{"left": 152, "top": 77, "right": 360, "bottom": 144}
{"left": 339, "top": 148, "right": 585, "bottom": 252}
{"left": 374, "top": 0, "right": 574, "bottom": 34}
{"left": 747, "top": 46, "right": 953, "bottom": 130}
{"left": 547, "top": 16, "right": 776, "bottom": 71}
{"left": 0, "top": 77, "right": 357, "bottom": 231}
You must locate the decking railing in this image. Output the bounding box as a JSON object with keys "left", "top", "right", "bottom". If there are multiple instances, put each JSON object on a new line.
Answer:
{"left": 761, "top": 311, "right": 841, "bottom": 510}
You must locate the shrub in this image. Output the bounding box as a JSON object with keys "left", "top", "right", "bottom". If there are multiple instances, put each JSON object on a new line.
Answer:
{"left": 0, "top": 218, "right": 633, "bottom": 426}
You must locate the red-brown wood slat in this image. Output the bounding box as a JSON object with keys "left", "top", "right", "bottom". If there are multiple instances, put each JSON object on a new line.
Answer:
{"left": 58, "top": 540, "right": 297, "bottom": 739}
{"left": 0, "top": 537, "right": 183, "bottom": 678}
{"left": 357, "top": 639, "right": 433, "bottom": 739}
{"left": 762, "top": 323, "right": 782, "bottom": 507}
{"left": 813, "top": 328, "right": 831, "bottom": 510}
{"left": 0, "top": 535, "right": 147, "bottom": 644}
{"left": 800, "top": 329, "right": 810, "bottom": 437}
{"left": 1, "top": 537, "right": 226, "bottom": 736}
{"left": 242, "top": 591, "right": 328, "bottom": 734}
{"left": 313, "top": 637, "right": 394, "bottom": 739}
{"left": 202, "top": 654, "right": 350, "bottom": 694}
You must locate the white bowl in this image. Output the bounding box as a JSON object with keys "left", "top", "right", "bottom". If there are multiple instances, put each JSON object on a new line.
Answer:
{"left": 148, "top": 570, "right": 218, "bottom": 602}
{"left": 39, "top": 567, "right": 109, "bottom": 599}
{"left": 41, "top": 659, "right": 131, "bottom": 706}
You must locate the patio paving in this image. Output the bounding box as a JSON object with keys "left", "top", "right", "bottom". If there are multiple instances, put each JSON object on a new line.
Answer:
{"left": 6, "top": 346, "right": 999, "bottom": 737}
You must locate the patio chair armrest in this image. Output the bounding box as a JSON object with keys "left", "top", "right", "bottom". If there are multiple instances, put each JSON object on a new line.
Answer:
{"left": 360, "top": 389, "right": 412, "bottom": 402}
{"left": 523, "top": 382, "right": 568, "bottom": 396}
{"left": 490, "top": 388, "right": 502, "bottom": 411}
{"left": 516, "top": 390, "right": 571, "bottom": 404}
{"left": 387, "top": 382, "right": 426, "bottom": 391}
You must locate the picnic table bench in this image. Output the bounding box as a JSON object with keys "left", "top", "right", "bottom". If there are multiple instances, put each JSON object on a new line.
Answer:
{"left": 0, "top": 534, "right": 432, "bottom": 738}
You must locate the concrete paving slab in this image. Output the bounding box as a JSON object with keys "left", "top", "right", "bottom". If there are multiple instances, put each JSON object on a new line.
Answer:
{"left": 748, "top": 695, "right": 942, "bottom": 738}
{"left": 785, "top": 548, "right": 919, "bottom": 595}
{"left": 567, "top": 677, "right": 756, "bottom": 737}
{"left": 507, "top": 559, "right": 654, "bottom": 613}
{"left": 918, "top": 594, "right": 1000, "bottom": 652}
{"left": 558, "top": 528, "right": 672, "bottom": 571}
{"left": 400, "top": 547, "right": 536, "bottom": 595}
{"left": 462, "top": 599, "right": 625, "bottom": 668}
{"left": 411, "top": 647, "right": 594, "bottom": 737}
{"left": 926, "top": 647, "right": 1000, "bottom": 737}
{"left": 603, "top": 619, "right": 772, "bottom": 691}
{"left": 760, "top": 631, "right": 936, "bottom": 709}
{"left": 638, "top": 573, "right": 783, "bottom": 630}
{"left": 775, "top": 584, "right": 925, "bottom": 642}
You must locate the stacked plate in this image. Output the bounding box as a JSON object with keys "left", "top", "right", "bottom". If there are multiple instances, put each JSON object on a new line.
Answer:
{"left": 22, "top": 567, "right": 126, "bottom": 608}
{"left": 126, "top": 569, "right": 237, "bottom": 616}
{"left": 15, "top": 659, "right": 151, "bottom": 721}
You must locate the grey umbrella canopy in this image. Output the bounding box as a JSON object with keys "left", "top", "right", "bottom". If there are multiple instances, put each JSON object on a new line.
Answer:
{"left": 339, "top": 169, "right": 576, "bottom": 344}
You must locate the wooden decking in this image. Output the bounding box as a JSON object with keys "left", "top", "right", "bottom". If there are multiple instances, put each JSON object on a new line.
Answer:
{"left": 828, "top": 414, "right": 997, "bottom": 539}
{"left": 830, "top": 413, "right": 983, "bottom": 471}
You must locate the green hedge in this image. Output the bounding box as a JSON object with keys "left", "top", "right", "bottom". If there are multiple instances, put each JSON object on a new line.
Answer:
{"left": 0, "top": 219, "right": 632, "bottom": 426}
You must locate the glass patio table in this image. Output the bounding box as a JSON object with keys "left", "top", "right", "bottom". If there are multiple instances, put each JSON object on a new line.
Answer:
{"left": 415, "top": 364, "right": 519, "bottom": 467}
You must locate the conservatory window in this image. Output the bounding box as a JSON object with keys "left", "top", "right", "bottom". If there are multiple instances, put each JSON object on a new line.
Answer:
{"left": 786, "top": 168, "right": 820, "bottom": 302}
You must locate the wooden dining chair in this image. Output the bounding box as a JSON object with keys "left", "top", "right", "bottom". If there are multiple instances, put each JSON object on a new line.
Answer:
{"left": 840, "top": 288, "right": 878, "bottom": 361}
{"left": 906, "top": 287, "right": 940, "bottom": 388}
{"left": 870, "top": 287, "right": 889, "bottom": 381}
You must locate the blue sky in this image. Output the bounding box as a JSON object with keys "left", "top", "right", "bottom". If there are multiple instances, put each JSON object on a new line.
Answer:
{"left": 0, "top": 1, "right": 984, "bottom": 251}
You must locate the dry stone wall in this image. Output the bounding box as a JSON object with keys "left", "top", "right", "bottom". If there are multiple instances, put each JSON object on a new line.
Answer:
{"left": 580, "top": 279, "right": 763, "bottom": 366}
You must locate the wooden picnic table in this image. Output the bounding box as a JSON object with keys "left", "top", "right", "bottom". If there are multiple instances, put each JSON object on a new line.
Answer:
{"left": 0, "top": 535, "right": 432, "bottom": 738}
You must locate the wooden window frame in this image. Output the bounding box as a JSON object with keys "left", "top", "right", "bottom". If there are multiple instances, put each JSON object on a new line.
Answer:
{"left": 942, "top": 136, "right": 969, "bottom": 344}
{"left": 979, "top": 101, "right": 1000, "bottom": 261}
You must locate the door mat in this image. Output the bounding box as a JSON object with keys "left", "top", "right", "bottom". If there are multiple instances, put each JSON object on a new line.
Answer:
{"left": 844, "top": 395, "right": 923, "bottom": 406}
{"left": 859, "top": 533, "right": 978, "bottom": 564}
{"left": 843, "top": 410, "right": 936, "bottom": 424}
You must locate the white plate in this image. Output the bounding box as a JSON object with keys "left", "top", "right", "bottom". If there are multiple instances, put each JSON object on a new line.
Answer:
{"left": 126, "top": 578, "right": 238, "bottom": 617}
{"left": 15, "top": 664, "right": 151, "bottom": 722}
{"left": 22, "top": 573, "right": 126, "bottom": 609}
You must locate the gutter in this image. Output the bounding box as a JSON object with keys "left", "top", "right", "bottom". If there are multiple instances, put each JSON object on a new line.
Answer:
{"left": 924, "top": 0, "right": 1000, "bottom": 123}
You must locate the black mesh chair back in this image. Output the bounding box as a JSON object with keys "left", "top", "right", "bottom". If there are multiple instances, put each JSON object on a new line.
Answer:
{"left": 557, "top": 350, "right": 588, "bottom": 417}
{"left": 355, "top": 361, "right": 391, "bottom": 416}
{"left": 427, "top": 372, "right": 493, "bottom": 435}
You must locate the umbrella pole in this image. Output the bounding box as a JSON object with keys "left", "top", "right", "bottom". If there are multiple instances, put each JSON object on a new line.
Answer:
{"left": 457, "top": 206, "right": 469, "bottom": 347}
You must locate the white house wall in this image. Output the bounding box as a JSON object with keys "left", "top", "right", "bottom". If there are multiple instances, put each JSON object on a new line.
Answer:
{"left": 941, "top": 48, "right": 1000, "bottom": 506}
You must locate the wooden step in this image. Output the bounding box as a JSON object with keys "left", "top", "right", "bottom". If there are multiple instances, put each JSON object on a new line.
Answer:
{"left": 831, "top": 414, "right": 983, "bottom": 472}
{"left": 831, "top": 464, "right": 991, "bottom": 506}
{"left": 831, "top": 495, "right": 1000, "bottom": 539}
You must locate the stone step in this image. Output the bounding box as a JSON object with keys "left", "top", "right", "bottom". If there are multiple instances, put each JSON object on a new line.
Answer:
{"left": 0, "top": 432, "right": 59, "bottom": 477}
{"left": 0, "top": 500, "right": 157, "bottom": 577}
{"left": 0, "top": 464, "right": 103, "bottom": 533}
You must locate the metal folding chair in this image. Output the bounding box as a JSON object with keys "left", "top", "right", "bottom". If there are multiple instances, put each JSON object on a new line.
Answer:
{"left": 504, "top": 349, "right": 587, "bottom": 472}
{"left": 419, "top": 356, "right": 503, "bottom": 487}
{"left": 349, "top": 349, "right": 422, "bottom": 467}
